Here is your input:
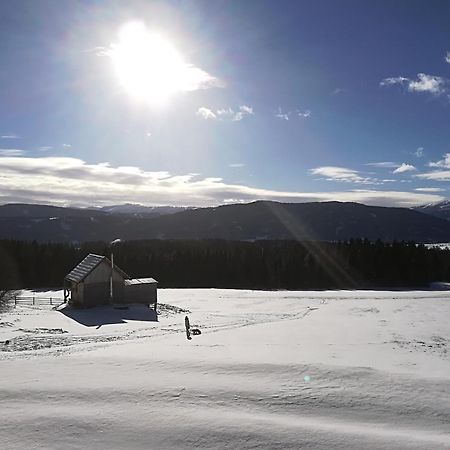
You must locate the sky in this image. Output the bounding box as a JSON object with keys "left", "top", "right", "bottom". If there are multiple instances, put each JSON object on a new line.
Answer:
{"left": 1, "top": 0, "right": 450, "bottom": 208}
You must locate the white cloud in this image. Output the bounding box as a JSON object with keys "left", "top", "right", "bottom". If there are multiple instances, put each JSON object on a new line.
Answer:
{"left": 0, "top": 156, "right": 441, "bottom": 208}
{"left": 414, "top": 187, "right": 445, "bottom": 192}
{"left": 417, "top": 155, "right": 450, "bottom": 180}
{"left": 233, "top": 105, "right": 254, "bottom": 121}
{"left": 416, "top": 170, "right": 450, "bottom": 181}
{"left": 239, "top": 105, "right": 253, "bottom": 115}
{"left": 409, "top": 74, "right": 445, "bottom": 94}
{"left": 380, "top": 76, "right": 409, "bottom": 87}
{"left": 1, "top": 134, "right": 20, "bottom": 139}
{"left": 275, "top": 108, "right": 290, "bottom": 121}
{"left": 366, "top": 161, "right": 398, "bottom": 168}
{"left": 0, "top": 149, "right": 25, "bottom": 156}
{"left": 332, "top": 88, "right": 345, "bottom": 95}
{"left": 414, "top": 147, "right": 424, "bottom": 158}
{"left": 297, "top": 110, "right": 311, "bottom": 118}
{"left": 381, "top": 73, "right": 447, "bottom": 95}
{"left": 216, "top": 108, "right": 234, "bottom": 117}
{"left": 83, "top": 46, "right": 109, "bottom": 56}
{"left": 428, "top": 153, "right": 450, "bottom": 168}
{"left": 446, "top": 52, "right": 450, "bottom": 64}
{"left": 62, "top": 143, "right": 72, "bottom": 148}
{"left": 309, "top": 166, "right": 378, "bottom": 184}
{"left": 393, "top": 163, "right": 416, "bottom": 174}
{"left": 275, "top": 107, "right": 311, "bottom": 121}
{"left": 229, "top": 163, "right": 245, "bottom": 168}
{"left": 39, "top": 146, "right": 53, "bottom": 152}
{"left": 196, "top": 107, "right": 217, "bottom": 120}
{"left": 197, "top": 105, "right": 253, "bottom": 121}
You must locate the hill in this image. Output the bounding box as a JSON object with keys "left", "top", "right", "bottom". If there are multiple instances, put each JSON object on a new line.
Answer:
{"left": 1, "top": 200, "right": 450, "bottom": 243}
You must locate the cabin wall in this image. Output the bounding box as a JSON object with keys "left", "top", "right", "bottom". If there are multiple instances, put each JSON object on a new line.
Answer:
{"left": 71, "top": 261, "right": 125, "bottom": 306}
{"left": 124, "top": 283, "right": 157, "bottom": 305}
{"left": 70, "top": 281, "right": 84, "bottom": 306}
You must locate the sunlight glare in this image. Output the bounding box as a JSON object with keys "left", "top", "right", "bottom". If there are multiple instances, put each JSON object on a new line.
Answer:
{"left": 108, "top": 22, "right": 212, "bottom": 105}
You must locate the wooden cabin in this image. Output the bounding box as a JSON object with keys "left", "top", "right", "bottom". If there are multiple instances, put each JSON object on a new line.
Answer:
{"left": 124, "top": 278, "right": 158, "bottom": 308}
{"left": 64, "top": 254, "right": 158, "bottom": 310}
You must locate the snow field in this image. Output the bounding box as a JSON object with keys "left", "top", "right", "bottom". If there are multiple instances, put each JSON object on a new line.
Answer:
{"left": 1, "top": 288, "right": 450, "bottom": 449}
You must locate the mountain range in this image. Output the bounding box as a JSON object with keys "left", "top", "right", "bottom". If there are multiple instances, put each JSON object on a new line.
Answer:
{"left": 413, "top": 200, "right": 450, "bottom": 221}
{"left": 1, "top": 200, "right": 450, "bottom": 243}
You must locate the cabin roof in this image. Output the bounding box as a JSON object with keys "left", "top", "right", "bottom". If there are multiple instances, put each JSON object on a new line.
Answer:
{"left": 125, "top": 277, "right": 158, "bottom": 285}
{"left": 65, "top": 253, "right": 128, "bottom": 283}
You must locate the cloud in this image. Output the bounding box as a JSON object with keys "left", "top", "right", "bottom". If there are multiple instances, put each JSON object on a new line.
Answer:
{"left": 366, "top": 161, "right": 398, "bottom": 168}
{"left": 196, "top": 107, "right": 217, "bottom": 120}
{"left": 229, "top": 163, "right": 245, "bottom": 168}
{"left": 381, "top": 73, "right": 447, "bottom": 95}
{"left": 408, "top": 74, "right": 445, "bottom": 94}
{"left": 82, "top": 46, "right": 110, "bottom": 56}
{"left": 393, "top": 163, "right": 416, "bottom": 174}
{"left": 414, "top": 187, "right": 445, "bottom": 192}
{"left": 239, "top": 105, "right": 253, "bottom": 115}
{"left": 39, "top": 146, "right": 53, "bottom": 152}
{"left": 309, "top": 166, "right": 379, "bottom": 184}
{"left": 275, "top": 107, "right": 311, "bottom": 121}
{"left": 62, "top": 143, "right": 72, "bottom": 148}
{"left": 446, "top": 52, "right": 450, "bottom": 64}
{"left": 0, "top": 149, "right": 25, "bottom": 156}
{"left": 414, "top": 147, "right": 424, "bottom": 158}
{"left": 368, "top": 161, "right": 417, "bottom": 174}
{"left": 417, "top": 155, "right": 450, "bottom": 180}
{"left": 0, "top": 156, "right": 441, "bottom": 208}
{"left": 275, "top": 108, "right": 290, "bottom": 121}
{"left": 417, "top": 170, "right": 450, "bottom": 181}
{"left": 332, "top": 88, "right": 345, "bottom": 95}
{"left": 380, "top": 76, "right": 409, "bottom": 87}
{"left": 428, "top": 153, "right": 450, "bottom": 168}
{"left": 197, "top": 105, "right": 253, "bottom": 121}
{"left": 1, "top": 134, "right": 20, "bottom": 139}
{"left": 298, "top": 110, "right": 311, "bottom": 118}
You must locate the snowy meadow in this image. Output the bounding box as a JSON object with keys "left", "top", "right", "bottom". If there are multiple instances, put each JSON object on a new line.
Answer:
{"left": 1, "top": 288, "right": 450, "bottom": 449}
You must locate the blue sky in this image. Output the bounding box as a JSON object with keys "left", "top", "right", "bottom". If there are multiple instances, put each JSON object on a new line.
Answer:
{"left": 1, "top": 0, "right": 450, "bottom": 207}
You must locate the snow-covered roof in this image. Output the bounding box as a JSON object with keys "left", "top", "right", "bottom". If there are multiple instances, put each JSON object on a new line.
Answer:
{"left": 65, "top": 253, "right": 128, "bottom": 283}
{"left": 125, "top": 277, "right": 158, "bottom": 285}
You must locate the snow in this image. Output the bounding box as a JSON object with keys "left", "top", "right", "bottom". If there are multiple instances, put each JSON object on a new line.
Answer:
{"left": 426, "top": 242, "right": 450, "bottom": 250}
{"left": 1, "top": 288, "right": 450, "bottom": 449}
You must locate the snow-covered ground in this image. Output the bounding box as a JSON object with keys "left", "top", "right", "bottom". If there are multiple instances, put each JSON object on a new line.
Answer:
{"left": 1, "top": 288, "right": 450, "bottom": 449}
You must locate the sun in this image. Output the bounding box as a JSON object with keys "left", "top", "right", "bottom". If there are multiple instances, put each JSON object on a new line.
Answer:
{"left": 108, "top": 22, "right": 212, "bottom": 106}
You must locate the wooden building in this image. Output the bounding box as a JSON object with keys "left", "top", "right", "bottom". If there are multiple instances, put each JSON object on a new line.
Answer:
{"left": 64, "top": 254, "right": 157, "bottom": 309}
{"left": 124, "top": 278, "right": 158, "bottom": 308}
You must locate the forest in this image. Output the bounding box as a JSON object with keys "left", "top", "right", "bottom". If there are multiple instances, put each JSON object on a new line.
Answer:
{"left": 1, "top": 238, "right": 450, "bottom": 290}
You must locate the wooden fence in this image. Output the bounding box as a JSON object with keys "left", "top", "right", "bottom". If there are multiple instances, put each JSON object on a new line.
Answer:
{"left": 11, "top": 296, "right": 65, "bottom": 306}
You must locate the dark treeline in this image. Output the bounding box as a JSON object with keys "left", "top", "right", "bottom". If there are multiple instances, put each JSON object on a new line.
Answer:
{"left": 1, "top": 239, "right": 450, "bottom": 290}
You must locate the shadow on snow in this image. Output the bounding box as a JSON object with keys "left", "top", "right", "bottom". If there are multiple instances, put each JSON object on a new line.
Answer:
{"left": 59, "top": 304, "right": 158, "bottom": 328}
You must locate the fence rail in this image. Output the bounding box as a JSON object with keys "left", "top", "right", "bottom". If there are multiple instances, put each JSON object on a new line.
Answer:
{"left": 11, "top": 296, "right": 65, "bottom": 306}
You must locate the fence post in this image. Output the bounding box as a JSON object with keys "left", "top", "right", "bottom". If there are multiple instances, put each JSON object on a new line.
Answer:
{"left": 14, "top": 295, "right": 17, "bottom": 307}
{"left": 33, "top": 296, "right": 35, "bottom": 306}
{"left": 50, "top": 297, "right": 53, "bottom": 305}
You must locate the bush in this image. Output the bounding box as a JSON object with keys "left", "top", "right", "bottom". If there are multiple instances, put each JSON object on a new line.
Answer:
{"left": 0, "top": 289, "right": 18, "bottom": 311}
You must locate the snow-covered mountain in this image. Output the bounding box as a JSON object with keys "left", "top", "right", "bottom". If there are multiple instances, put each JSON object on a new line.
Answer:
{"left": 98, "top": 203, "right": 189, "bottom": 216}
{"left": 413, "top": 200, "right": 450, "bottom": 221}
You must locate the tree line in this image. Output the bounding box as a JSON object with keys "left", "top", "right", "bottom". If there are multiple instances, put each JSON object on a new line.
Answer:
{"left": 0, "top": 238, "right": 449, "bottom": 290}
